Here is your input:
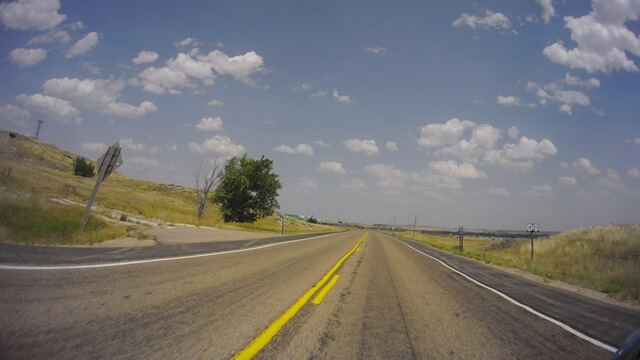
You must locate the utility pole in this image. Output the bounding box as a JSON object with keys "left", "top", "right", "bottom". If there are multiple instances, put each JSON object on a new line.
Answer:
{"left": 412, "top": 214, "right": 417, "bottom": 238}
{"left": 35, "top": 120, "right": 43, "bottom": 139}
{"left": 393, "top": 216, "right": 396, "bottom": 235}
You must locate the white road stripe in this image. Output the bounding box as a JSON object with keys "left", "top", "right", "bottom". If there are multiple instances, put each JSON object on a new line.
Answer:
{"left": 384, "top": 234, "right": 618, "bottom": 353}
{"left": 0, "top": 233, "right": 336, "bottom": 271}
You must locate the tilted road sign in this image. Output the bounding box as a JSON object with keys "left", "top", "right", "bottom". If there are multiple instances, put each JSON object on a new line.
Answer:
{"left": 82, "top": 141, "right": 124, "bottom": 223}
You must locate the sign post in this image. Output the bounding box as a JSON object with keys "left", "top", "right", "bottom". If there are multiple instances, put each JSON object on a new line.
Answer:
{"left": 82, "top": 142, "right": 123, "bottom": 225}
{"left": 458, "top": 226, "right": 464, "bottom": 252}
{"left": 526, "top": 223, "right": 540, "bottom": 259}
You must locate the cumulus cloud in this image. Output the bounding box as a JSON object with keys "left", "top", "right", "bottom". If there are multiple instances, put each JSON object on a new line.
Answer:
{"left": 66, "top": 32, "right": 99, "bottom": 58}
{"left": 386, "top": 141, "right": 398, "bottom": 151}
{"left": 483, "top": 136, "right": 557, "bottom": 172}
{"left": 42, "top": 77, "right": 157, "bottom": 118}
{"left": 417, "top": 118, "right": 475, "bottom": 149}
{"left": 487, "top": 187, "right": 511, "bottom": 196}
{"left": 315, "top": 140, "right": 330, "bottom": 148}
{"left": 9, "top": 48, "right": 47, "bottom": 67}
{"left": 496, "top": 95, "right": 535, "bottom": 108}
{"left": 438, "top": 124, "right": 502, "bottom": 163}
{"left": 129, "top": 66, "right": 191, "bottom": 95}
{"left": 168, "top": 53, "right": 216, "bottom": 85}
{"left": 341, "top": 178, "right": 367, "bottom": 190}
{"left": 195, "top": 116, "right": 223, "bottom": 131}
{"left": 82, "top": 62, "right": 101, "bottom": 75}
{"left": 127, "top": 156, "right": 161, "bottom": 169}
{"left": 207, "top": 99, "right": 223, "bottom": 107}
{"left": 507, "top": 126, "right": 519, "bottom": 139}
{"left": 0, "top": 104, "right": 31, "bottom": 127}
{"left": 364, "top": 163, "right": 463, "bottom": 192}
{"left": 27, "top": 28, "right": 70, "bottom": 45}
{"left": 564, "top": 73, "right": 600, "bottom": 88}
{"left": 293, "top": 82, "right": 312, "bottom": 91}
{"left": 527, "top": 81, "right": 591, "bottom": 115}
{"left": 572, "top": 157, "right": 600, "bottom": 175}
{"left": 0, "top": 0, "right": 66, "bottom": 30}
{"left": 132, "top": 51, "right": 159, "bottom": 65}
{"left": 365, "top": 46, "right": 387, "bottom": 55}
{"left": 317, "top": 161, "right": 346, "bottom": 174}
{"left": 343, "top": 139, "right": 379, "bottom": 155}
{"left": 187, "top": 135, "right": 245, "bottom": 156}
{"left": 558, "top": 176, "right": 578, "bottom": 187}
{"left": 537, "top": 0, "right": 555, "bottom": 24}
{"left": 175, "top": 37, "right": 198, "bottom": 48}
{"left": 452, "top": 10, "right": 511, "bottom": 29}
{"left": 80, "top": 142, "right": 107, "bottom": 153}
{"left": 273, "top": 143, "right": 314, "bottom": 156}
{"left": 311, "top": 90, "right": 327, "bottom": 99}
{"left": 119, "top": 138, "right": 161, "bottom": 154}
{"left": 332, "top": 89, "right": 351, "bottom": 103}
{"left": 429, "top": 160, "right": 487, "bottom": 179}
{"left": 543, "top": 0, "right": 640, "bottom": 73}
{"left": 17, "top": 93, "right": 81, "bottom": 123}
{"left": 197, "top": 50, "right": 266, "bottom": 87}
{"left": 364, "top": 164, "right": 408, "bottom": 189}
{"left": 628, "top": 167, "right": 640, "bottom": 179}
{"left": 597, "top": 168, "right": 625, "bottom": 190}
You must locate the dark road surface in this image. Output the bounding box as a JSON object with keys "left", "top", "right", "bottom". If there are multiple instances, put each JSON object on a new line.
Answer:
{"left": 1, "top": 231, "right": 637, "bottom": 359}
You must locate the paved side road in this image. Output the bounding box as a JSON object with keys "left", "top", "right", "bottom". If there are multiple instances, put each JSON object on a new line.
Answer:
{"left": 389, "top": 234, "right": 640, "bottom": 349}
{"left": 0, "top": 232, "right": 338, "bottom": 266}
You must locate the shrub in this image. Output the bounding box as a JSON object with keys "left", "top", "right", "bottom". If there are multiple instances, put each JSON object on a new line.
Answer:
{"left": 73, "top": 156, "right": 95, "bottom": 177}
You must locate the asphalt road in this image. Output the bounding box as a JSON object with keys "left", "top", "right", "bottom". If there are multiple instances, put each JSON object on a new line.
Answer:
{"left": 1, "top": 231, "right": 635, "bottom": 359}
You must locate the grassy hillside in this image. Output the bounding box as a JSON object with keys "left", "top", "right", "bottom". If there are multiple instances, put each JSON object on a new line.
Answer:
{"left": 393, "top": 226, "right": 640, "bottom": 300}
{"left": 0, "top": 130, "right": 341, "bottom": 245}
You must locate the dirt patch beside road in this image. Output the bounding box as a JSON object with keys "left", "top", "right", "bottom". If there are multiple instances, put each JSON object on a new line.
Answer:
{"left": 145, "top": 226, "right": 282, "bottom": 245}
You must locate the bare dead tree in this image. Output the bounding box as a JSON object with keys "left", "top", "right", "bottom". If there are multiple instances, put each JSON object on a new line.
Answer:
{"left": 193, "top": 156, "right": 222, "bottom": 220}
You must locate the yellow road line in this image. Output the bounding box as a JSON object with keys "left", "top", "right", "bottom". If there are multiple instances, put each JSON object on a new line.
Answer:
{"left": 232, "top": 232, "right": 368, "bottom": 360}
{"left": 311, "top": 274, "right": 340, "bottom": 305}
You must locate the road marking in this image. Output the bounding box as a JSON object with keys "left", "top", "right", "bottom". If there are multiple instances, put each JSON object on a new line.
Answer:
{"left": 312, "top": 274, "right": 340, "bottom": 305}
{"left": 386, "top": 234, "right": 617, "bottom": 353}
{"left": 0, "top": 233, "right": 339, "bottom": 271}
{"left": 233, "top": 232, "right": 367, "bottom": 360}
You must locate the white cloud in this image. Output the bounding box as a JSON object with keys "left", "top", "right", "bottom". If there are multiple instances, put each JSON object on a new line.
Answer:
{"left": 417, "top": 118, "right": 474, "bottom": 149}
{"left": 332, "top": 89, "right": 351, "bottom": 103}
{"left": 0, "top": 0, "right": 66, "bottom": 30}
{"left": 132, "top": 51, "right": 159, "bottom": 65}
{"left": 364, "top": 164, "right": 407, "bottom": 189}
{"left": 310, "top": 90, "right": 327, "bottom": 99}
{"left": 66, "top": 32, "right": 99, "bottom": 58}
{"left": 386, "top": 141, "right": 398, "bottom": 151}
{"left": 558, "top": 176, "right": 578, "bottom": 187}
{"left": 343, "top": 139, "right": 379, "bottom": 155}
{"left": 522, "top": 184, "right": 553, "bottom": 198}
{"left": 572, "top": 157, "right": 600, "bottom": 175}
{"left": 9, "top": 48, "right": 47, "bottom": 67}
{"left": 429, "top": 160, "right": 487, "bottom": 179}
{"left": 564, "top": 73, "right": 600, "bottom": 88}
{"left": 537, "top": 0, "right": 555, "bottom": 24}
{"left": 168, "top": 53, "right": 216, "bottom": 85}
{"left": 129, "top": 66, "right": 191, "bottom": 95}
{"left": 317, "top": 161, "right": 346, "bottom": 174}
{"left": 197, "top": 49, "right": 266, "bottom": 87}
{"left": 82, "top": 62, "right": 102, "bottom": 75}
{"left": 80, "top": 142, "right": 107, "bottom": 153}
{"left": 293, "top": 82, "right": 312, "bottom": 91}
{"left": 127, "top": 156, "right": 161, "bottom": 169}
{"left": 487, "top": 187, "right": 511, "bottom": 196}
{"left": 169, "top": 144, "right": 177, "bottom": 151}
{"left": 438, "top": 123, "right": 502, "bottom": 163}
{"left": 341, "top": 178, "right": 367, "bottom": 190}
{"left": 634, "top": 138, "right": 640, "bottom": 145}
{"left": 597, "top": 168, "right": 624, "bottom": 190}
{"left": 43, "top": 77, "right": 157, "bottom": 118}
{"left": 175, "top": 37, "right": 198, "bottom": 48}
{"left": 120, "top": 138, "right": 147, "bottom": 152}
{"left": 297, "top": 177, "right": 318, "bottom": 190}
{"left": 315, "top": 140, "right": 329, "bottom": 148}
{"left": 365, "top": 46, "right": 387, "bottom": 55}
{"left": 207, "top": 99, "right": 223, "bottom": 107}
{"left": 195, "top": 116, "right": 223, "bottom": 131}
{"left": 187, "top": 135, "right": 245, "bottom": 156}
{"left": 17, "top": 93, "right": 81, "bottom": 123}
{"left": 559, "top": 103, "right": 572, "bottom": 115}
{"left": 628, "top": 167, "right": 640, "bottom": 179}
{"left": 27, "top": 28, "right": 70, "bottom": 45}
{"left": 507, "top": 126, "right": 519, "bottom": 139}
{"left": 560, "top": 161, "right": 569, "bottom": 170}
{"left": 527, "top": 81, "right": 591, "bottom": 115}
{"left": 452, "top": 10, "right": 511, "bottom": 29}
{"left": 496, "top": 95, "right": 535, "bottom": 108}
{"left": 273, "top": 143, "right": 314, "bottom": 156}
{"left": 0, "top": 104, "right": 31, "bottom": 127}
{"left": 484, "top": 136, "right": 557, "bottom": 172}
{"left": 543, "top": 0, "right": 640, "bottom": 73}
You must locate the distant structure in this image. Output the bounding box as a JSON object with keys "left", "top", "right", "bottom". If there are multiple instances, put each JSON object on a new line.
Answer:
{"left": 35, "top": 120, "right": 44, "bottom": 139}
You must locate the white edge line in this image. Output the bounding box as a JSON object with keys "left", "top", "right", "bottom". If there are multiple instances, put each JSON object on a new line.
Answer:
{"left": 0, "top": 233, "right": 337, "bottom": 271}
{"left": 383, "top": 233, "right": 618, "bottom": 353}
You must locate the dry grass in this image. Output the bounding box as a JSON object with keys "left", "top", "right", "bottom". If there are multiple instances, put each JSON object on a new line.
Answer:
{"left": 0, "top": 131, "right": 341, "bottom": 245}
{"left": 394, "top": 226, "right": 640, "bottom": 300}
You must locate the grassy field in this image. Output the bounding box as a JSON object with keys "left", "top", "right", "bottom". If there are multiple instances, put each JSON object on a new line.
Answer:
{"left": 0, "top": 130, "right": 342, "bottom": 245}
{"left": 392, "top": 226, "right": 640, "bottom": 301}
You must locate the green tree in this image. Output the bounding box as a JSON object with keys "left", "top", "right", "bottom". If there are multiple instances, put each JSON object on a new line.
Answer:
{"left": 211, "top": 154, "right": 282, "bottom": 222}
{"left": 72, "top": 156, "right": 95, "bottom": 177}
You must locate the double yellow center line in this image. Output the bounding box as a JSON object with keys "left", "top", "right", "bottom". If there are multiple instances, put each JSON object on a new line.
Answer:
{"left": 233, "top": 232, "right": 368, "bottom": 360}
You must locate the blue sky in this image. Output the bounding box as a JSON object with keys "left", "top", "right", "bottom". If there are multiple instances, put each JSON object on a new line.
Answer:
{"left": 1, "top": 0, "right": 639, "bottom": 231}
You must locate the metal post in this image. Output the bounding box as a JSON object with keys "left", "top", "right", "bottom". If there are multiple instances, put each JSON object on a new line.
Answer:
{"left": 412, "top": 214, "right": 417, "bottom": 238}
{"left": 530, "top": 231, "right": 534, "bottom": 259}
{"left": 393, "top": 216, "right": 396, "bottom": 235}
{"left": 281, "top": 218, "right": 284, "bottom": 234}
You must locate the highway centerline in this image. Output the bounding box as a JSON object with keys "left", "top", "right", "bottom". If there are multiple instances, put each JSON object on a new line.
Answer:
{"left": 311, "top": 274, "right": 340, "bottom": 305}
{"left": 232, "top": 232, "right": 367, "bottom": 360}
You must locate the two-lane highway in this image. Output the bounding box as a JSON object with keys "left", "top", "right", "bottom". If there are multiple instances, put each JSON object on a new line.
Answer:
{"left": 0, "top": 231, "right": 633, "bottom": 359}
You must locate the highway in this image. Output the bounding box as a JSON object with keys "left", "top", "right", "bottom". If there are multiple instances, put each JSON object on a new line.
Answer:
{"left": 1, "top": 231, "right": 636, "bottom": 359}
